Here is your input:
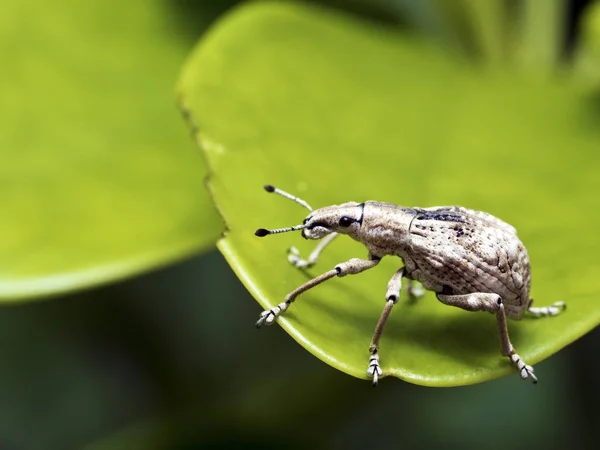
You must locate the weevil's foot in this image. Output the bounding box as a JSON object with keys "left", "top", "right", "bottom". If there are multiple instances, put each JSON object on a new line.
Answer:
{"left": 510, "top": 352, "right": 538, "bottom": 384}
{"left": 528, "top": 301, "right": 566, "bottom": 318}
{"left": 255, "top": 302, "right": 289, "bottom": 328}
{"left": 367, "top": 351, "right": 383, "bottom": 387}
{"left": 407, "top": 283, "right": 425, "bottom": 301}
{"left": 287, "top": 246, "right": 313, "bottom": 269}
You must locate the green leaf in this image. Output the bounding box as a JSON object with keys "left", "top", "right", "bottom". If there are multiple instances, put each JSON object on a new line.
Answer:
{"left": 516, "top": 0, "right": 565, "bottom": 72}
{"left": 459, "top": 0, "right": 506, "bottom": 65}
{"left": 574, "top": 0, "right": 600, "bottom": 86}
{"left": 178, "top": 1, "right": 600, "bottom": 386}
{"left": 0, "top": 1, "right": 222, "bottom": 301}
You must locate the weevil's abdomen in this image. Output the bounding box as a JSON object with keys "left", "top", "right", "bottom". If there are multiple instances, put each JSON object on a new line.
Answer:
{"left": 403, "top": 206, "right": 531, "bottom": 318}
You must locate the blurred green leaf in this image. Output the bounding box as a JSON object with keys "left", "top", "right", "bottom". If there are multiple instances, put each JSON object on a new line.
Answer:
{"left": 460, "top": 0, "right": 506, "bottom": 65}
{"left": 0, "top": 0, "right": 222, "bottom": 301}
{"left": 178, "top": 1, "right": 600, "bottom": 386}
{"left": 574, "top": 0, "right": 600, "bottom": 85}
{"left": 516, "top": 0, "right": 565, "bottom": 71}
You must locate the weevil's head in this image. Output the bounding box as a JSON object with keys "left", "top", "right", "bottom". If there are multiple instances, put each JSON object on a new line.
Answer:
{"left": 254, "top": 185, "right": 363, "bottom": 241}
{"left": 300, "top": 202, "right": 363, "bottom": 240}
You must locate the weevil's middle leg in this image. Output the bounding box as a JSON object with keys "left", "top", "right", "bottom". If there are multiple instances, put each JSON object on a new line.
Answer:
{"left": 288, "top": 233, "right": 339, "bottom": 269}
{"left": 367, "top": 267, "right": 405, "bottom": 386}
{"left": 256, "top": 256, "right": 380, "bottom": 327}
{"left": 436, "top": 293, "right": 538, "bottom": 383}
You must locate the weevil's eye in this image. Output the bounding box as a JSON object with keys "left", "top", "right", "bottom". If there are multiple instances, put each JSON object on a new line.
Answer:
{"left": 338, "top": 216, "right": 354, "bottom": 227}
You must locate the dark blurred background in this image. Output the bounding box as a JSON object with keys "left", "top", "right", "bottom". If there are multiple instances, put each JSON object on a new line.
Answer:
{"left": 1, "top": 1, "right": 598, "bottom": 449}
{"left": 1, "top": 252, "right": 597, "bottom": 450}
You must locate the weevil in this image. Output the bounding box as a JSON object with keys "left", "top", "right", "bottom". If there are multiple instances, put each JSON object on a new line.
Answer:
{"left": 254, "top": 185, "right": 566, "bottom": 386}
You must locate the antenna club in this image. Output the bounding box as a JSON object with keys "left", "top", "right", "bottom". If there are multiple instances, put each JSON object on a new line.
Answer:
{"left": 260, "top": 184, "right": 313, "bottom": 211}
{"left": 255, "top": 228, "right": 270, "bottom": 237}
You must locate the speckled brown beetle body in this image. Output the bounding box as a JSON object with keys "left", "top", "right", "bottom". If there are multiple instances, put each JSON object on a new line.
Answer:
{"left": 359, "top": 202, "right": 532, "bottom": 318}
{"left": 255, "top": 186, "right": 565, "bottom": 386}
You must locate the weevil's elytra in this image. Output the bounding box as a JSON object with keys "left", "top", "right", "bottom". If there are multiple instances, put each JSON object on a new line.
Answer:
{"left": 254, "top": 185, "right": 566, "bottom": 386}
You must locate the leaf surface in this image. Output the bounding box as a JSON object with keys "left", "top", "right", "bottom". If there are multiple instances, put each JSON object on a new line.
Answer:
{"left": 178, "top": 1, "right": 600, "bottom": 386}
{"left": 0, "top": 0, "right": 222, "bottom": 300}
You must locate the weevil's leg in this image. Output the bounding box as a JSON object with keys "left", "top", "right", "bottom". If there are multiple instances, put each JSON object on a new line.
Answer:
{"left": 367, "top": 267, "right": 405, "bottom": 386}
{"left": 527, "top": 299, "right": 566, "bottom": 318}
{"left": 406, "top": 279, "right": 424, "bottom": 301}
{"left": 437, "top": 293, "right": 538, "bottom": 383}
{"left": 288, "top": 233, "right": 338, "bottom": 269}
{"left": 255, "top": 269, "right": 337, "bottom": 328}
{"left": 256, "top": 256, "right": 380, "bottom": 328}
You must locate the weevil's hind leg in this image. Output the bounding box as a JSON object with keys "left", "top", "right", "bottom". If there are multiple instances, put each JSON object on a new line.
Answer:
{"left": 256, "top": 256, "right": 380, "bottom": 327}
{"left": 436, "top": 293, "right": 537, "bottom": 383}
{"left": 527, "top": 299, "right": 566, "bottom": 318}
{"left": 288, "top": 233, "right": 339, "bottom": 269}
{"left": 367, "top": 267, "right": 405, "bottom": 386}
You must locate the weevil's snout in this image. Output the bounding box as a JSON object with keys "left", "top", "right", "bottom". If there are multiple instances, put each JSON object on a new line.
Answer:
{"left": 301, "top": 215, "right": 330, "bottom": 240}
{"left": 301, "top": 202, "right": 362, "bottom": 240}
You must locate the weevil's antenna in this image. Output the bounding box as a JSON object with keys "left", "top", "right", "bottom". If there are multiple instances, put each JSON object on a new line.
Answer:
{"left": 255, "top": 185, "right": 312, "bottom": 237}
{"left": 264, "top": 185, "right": 312, "bottom": 211}
{"left": 255, "top": 223, "right": 305, "bottom": 237}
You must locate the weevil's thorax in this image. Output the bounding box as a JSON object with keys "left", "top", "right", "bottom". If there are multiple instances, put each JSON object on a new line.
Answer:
{"left": 357, "top": 202, "right": 416, "bottom": 257}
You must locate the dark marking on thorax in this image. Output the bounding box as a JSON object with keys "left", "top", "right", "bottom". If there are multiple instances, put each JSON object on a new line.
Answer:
{"left": 357, "top": 202, "right": 365, "bottom": 225}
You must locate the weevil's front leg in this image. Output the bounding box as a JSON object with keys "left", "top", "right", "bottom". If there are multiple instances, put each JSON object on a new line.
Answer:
{"left": 256, "top": 256, "right": 380, "bottom": 328}
{"left": 367, "top": 267, "right": 405, "bottom": 386}
{"left": 527, "top": 299, "right": 566, "bottom": 318}
{"left": 288, "top": 233, "right": 338, "bottom": 269}
{"left": 437, "top": 293, "right": 537, "bottom": 383}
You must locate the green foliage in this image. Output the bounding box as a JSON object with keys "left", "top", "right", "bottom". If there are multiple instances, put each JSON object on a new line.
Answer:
{"left": 0, "top": 0, "right": 222, "bottom": 301}
{"left": 178, "top": 1, "right": 600, "bottom": 386}
{"left": 575, "top": 0, "right": 600, "bottom": 84}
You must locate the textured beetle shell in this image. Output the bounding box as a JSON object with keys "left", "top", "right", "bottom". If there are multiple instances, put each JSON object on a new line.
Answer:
{"left": 358, "top": 203, "right": 532, "bottom": 319}
{"left": 404, "top": 206, "right": 531, "bottom": 318}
